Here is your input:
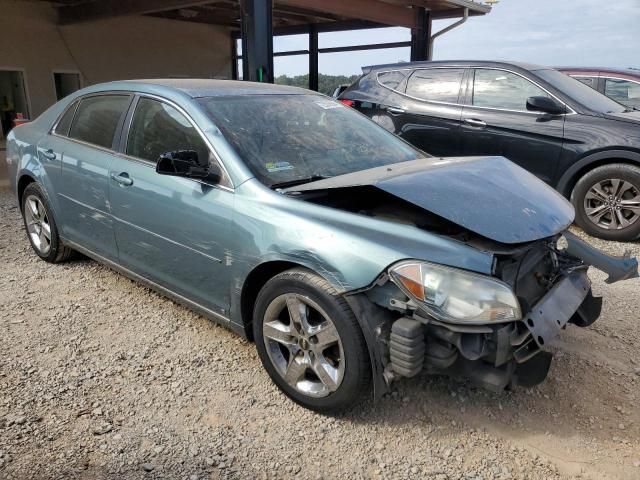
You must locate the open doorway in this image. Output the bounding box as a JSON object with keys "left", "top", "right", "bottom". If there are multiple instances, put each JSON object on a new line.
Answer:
{"left": 0, "top": 69, "right": 30, "bottom": 148}
{"left": 54, "top": 71, "right": 82, "bottom": 101}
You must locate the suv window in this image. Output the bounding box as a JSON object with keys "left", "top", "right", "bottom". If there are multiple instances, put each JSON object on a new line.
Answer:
{"left": 68, "top": 95, "right": 130, "bottom": 149}
{"left": 127, "top": 98, "right": 210, "bottom": 164}
{"left": 405, "top": 68, "right": 464, "bottom": 103}
{"left": 54, "top": 101, "right": 78, "bottom": 136}
{"left": 377, "top": 70, "right": 408, "bottom": 90}
{"left": 604, "top": 78, "right": 640, "bottom": 108}
{"left": 574, "top": 76, "right": 597, "bottom": 88}
{"left": 472, "top": 69, "right": 549, "bottom": 111}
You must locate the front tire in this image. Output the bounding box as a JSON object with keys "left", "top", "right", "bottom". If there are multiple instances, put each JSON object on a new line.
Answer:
{"left": 572, "top": 163, "right": 640, "bottom": 241}
{"left": 253, "top": 268, "right": 371, "bottom": 412}
{"left": 21, "top": 182, "right": 74, "bottom": 263}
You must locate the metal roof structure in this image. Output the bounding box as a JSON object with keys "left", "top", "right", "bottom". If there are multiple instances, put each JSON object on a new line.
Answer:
{"left": 49, "top": 1, "right": 490, "bottom": 31}
{"left": 40, "top": 0, "right": 492, "bottom": 89}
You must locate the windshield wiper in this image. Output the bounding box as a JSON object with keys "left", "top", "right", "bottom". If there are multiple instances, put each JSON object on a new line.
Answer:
{"left": 272, "top": 175, "right": 329, "bottom": 190}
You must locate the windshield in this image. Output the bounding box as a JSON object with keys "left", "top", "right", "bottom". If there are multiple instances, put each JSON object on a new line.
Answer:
{"left": 198, "top": 94, "right": 425, "bottom": 187}
{"left": 535, "top": 69, "right": 627, "bottom": 114}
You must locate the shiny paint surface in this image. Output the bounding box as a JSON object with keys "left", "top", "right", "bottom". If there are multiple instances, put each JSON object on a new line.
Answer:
{"left": 57, "top": 141, "right": 120, "bottom": 258}
{"left": 108, "top": 154, "right": 234, "bottom": 315}
{"left": 458, "top": 106, "right": 564, "bottom": 184}
{"left": 6, "top": 79, "right": 500, "bottom": 334}
{"left": 343, "top": 61, "right": 640, "bottom": 196}
{"left": 289, "top": 156, "right": 574, "bottom": 244}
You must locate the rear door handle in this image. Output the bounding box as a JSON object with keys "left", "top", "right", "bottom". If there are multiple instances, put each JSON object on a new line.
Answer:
{"left": 41, "top": 149, "right": 56, "bottom": 160}
{"left": 110, "top": 172, "right": 134, "bottom": 187}
{"left": 386, "top": 106, "right": 405, "bottom": 115}
{"left": 463, "top": 118, "right": 487, "bottom": 127}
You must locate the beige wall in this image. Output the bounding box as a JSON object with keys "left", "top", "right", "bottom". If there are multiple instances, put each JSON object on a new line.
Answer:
{"left": 0, "top": 0, "right": 232, "bottom": 118}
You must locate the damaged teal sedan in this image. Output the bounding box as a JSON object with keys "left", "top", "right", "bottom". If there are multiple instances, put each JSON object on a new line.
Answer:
{"left": 6, "top": 80, "right": 639, "bottom": 411}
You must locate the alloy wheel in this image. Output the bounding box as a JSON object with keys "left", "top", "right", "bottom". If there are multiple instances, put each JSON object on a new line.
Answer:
{"left": 24, "top": 195, "right": 52, "bottom": 255}
{"left": 262, "top": 293, "right": 345, "bottom": 398}
{"left": 583, "top": 178, "right": 640, "bottom": 230}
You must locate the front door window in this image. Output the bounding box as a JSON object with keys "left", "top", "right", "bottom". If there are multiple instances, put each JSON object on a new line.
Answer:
{"left": 604, "top": 78, "right": 640, "bottom": 109}
{"left": 126, "top": 98, "right": 210, "bottom": 165}
{"left": 472, "top": 69, "right": 549, "bottom": 111}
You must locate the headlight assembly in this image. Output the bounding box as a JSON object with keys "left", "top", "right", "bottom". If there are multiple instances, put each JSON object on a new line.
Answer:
{"left": 389, "top": 261, "right": 521, "bottom": 324}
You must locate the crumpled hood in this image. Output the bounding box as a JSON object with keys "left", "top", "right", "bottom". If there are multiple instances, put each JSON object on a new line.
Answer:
{"left": 286, "top": 156, "right": 575, "bottom": 244}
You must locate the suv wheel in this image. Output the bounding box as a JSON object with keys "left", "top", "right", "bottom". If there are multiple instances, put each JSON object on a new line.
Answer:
{"left": 21, "top": 182, "right": 74, "bottom": 263}
{"left": 253, "top": 268, "right": 371, "bottom": 412}
{"left": 573, "top": 164, "right": 640, "bottom": 241}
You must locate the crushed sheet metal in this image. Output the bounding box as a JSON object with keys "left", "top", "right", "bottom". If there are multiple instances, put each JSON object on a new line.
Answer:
{"left": 286, "top": 156, "right": 575, "bottom": 244}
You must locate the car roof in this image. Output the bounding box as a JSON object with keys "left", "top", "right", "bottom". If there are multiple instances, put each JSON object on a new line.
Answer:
{"left": 74, "top": 79, "right": 313, "bottom": 100}
{"left": 362, "top": 60, "right": 549, "bottom": 74}
{"left": 556, "top": 67, "right": 640, "bottom": 78}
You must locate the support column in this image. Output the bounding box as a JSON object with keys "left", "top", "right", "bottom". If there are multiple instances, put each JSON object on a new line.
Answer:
{"left": 231, "top": 34, "right": 239, "bottom": 80}
{"left": 309, "top": 24, "right": 319, "bottom": 91}
{"left": 410, "top": 7, "right": 432, "bottom": 61}
{"left": 240, "top": 0, "right": 274, "bottom": 82}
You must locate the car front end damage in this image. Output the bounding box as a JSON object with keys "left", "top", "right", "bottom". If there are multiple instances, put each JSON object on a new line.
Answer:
{"left": 345, "top": 231, "right": 638, "bottom": 396}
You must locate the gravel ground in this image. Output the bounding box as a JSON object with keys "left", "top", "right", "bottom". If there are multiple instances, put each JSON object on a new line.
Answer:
{"left": 1, "top": 187, "right": 639, "bottom": 480}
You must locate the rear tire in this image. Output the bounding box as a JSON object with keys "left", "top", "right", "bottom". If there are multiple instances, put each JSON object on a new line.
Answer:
{"left": 21, "top": 182, "right": 74, "bottom": 263}
{"left": 572, "top": 163, "right": 640, "bottom": 241}
{"left": 253, "top": 268, "right": 371, "bottom": 412}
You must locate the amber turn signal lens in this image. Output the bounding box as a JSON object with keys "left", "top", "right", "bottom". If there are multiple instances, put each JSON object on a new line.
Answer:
{"left": 392, "top": 263, "right": 425, "bottom": 301}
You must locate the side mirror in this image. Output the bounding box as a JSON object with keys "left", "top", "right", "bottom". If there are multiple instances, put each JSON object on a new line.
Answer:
{"left": 156, "top": 150, "right": 220, "bottom": 182}
{"left": 526, "top": 96, "right": 566, "bottom": 115}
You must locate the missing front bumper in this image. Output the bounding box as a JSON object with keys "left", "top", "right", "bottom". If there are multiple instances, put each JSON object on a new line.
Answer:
{"left": 522, "top": 270, "right": 594, "bottom": 350}
{"left": 385, "top": 271, "right": 603, "bottom": 392}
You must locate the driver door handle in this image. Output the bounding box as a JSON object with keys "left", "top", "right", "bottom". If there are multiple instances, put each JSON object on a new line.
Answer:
{"left": 386, "top": 106, "right": 405, "bottom": 115}
{"left": 110, "top": 172, "right": 134, "bottom": 187}
{"left": 463, "top": 118, "right": 487, "bottom": 128}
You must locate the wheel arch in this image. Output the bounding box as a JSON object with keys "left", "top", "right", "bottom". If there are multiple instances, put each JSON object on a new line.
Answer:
{"left": 557, "top": 149, "right": 640, "bottom": 199}
{"left": 240, "top": 260, "right": 310, "bottom": 341}
{"left": 17, "top": 174, "right": 37, "bottom": 212}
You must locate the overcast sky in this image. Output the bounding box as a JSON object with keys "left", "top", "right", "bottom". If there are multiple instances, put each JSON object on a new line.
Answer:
{"left": 270, "top": 0, "right": 640, "bottom": 77}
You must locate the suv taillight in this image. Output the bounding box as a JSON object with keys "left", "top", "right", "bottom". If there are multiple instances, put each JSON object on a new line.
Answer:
{"left": 339, "top": 99, "right": 355, "bottom": 107}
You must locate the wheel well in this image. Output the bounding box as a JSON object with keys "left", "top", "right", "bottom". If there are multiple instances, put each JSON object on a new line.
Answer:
{"left": 240, "top": 260, "right": 301, "bottom": 341}
{"left": 564, "top": 158, "right": 640, "bottom": 199}
{"left": 17, "top": 175, "right": 36, "bottom": 211}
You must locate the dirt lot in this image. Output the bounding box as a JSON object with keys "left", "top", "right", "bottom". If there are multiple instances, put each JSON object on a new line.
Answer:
{"left": 1, "top": 187, "right": 639, "bottom": 480}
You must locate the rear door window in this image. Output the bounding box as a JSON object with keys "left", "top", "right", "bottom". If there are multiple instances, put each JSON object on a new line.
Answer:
{"left": 405, "top": 68, "right": 465, "bottom": 103}
{"left": 69, "top": 95, "right": 130, "bottom": 149}
{"left": 472, "top": 69, "right": 549, "bottom": 111}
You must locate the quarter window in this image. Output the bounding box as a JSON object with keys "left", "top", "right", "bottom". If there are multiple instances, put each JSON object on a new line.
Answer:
{"left": 126, "top": 98, "right": 210, "bottom": 164}
{"left": 68, "top": 95, "right": 130, "bottom": 149}
{"left": 53, "top": 101, "right": 78, "bottom": 136}
{"left": 405, "top": 68, "right": 464, "bottom": 103}
{"left": 472, "top": 69, "right": 549, "bottom": 111}
{"left": 574, "top": 76, "right": 596, "bottom": 88}
{"left": 377, "top": 70, "right": 408, "bottom": 90}
{"left": 604, "top": 78, "right": 640, "bottom": 108}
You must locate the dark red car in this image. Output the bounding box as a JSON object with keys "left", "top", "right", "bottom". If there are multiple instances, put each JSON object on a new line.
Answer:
{"left": 557, "top": 67, "right": 640, "bottom": 109}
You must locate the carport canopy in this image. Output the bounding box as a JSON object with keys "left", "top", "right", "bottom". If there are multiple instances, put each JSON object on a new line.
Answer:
{"left": 51, "top": 0, "right": 492, "bottom": 90}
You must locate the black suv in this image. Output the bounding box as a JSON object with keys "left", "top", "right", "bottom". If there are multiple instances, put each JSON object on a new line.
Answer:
{"left": 341, "top": 61, "right": 640, "bottom": 241}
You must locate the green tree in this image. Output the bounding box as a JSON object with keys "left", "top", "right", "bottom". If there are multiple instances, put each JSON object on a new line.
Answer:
{"left": 275, "top": 73, "right": 360, "bottom": 96}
